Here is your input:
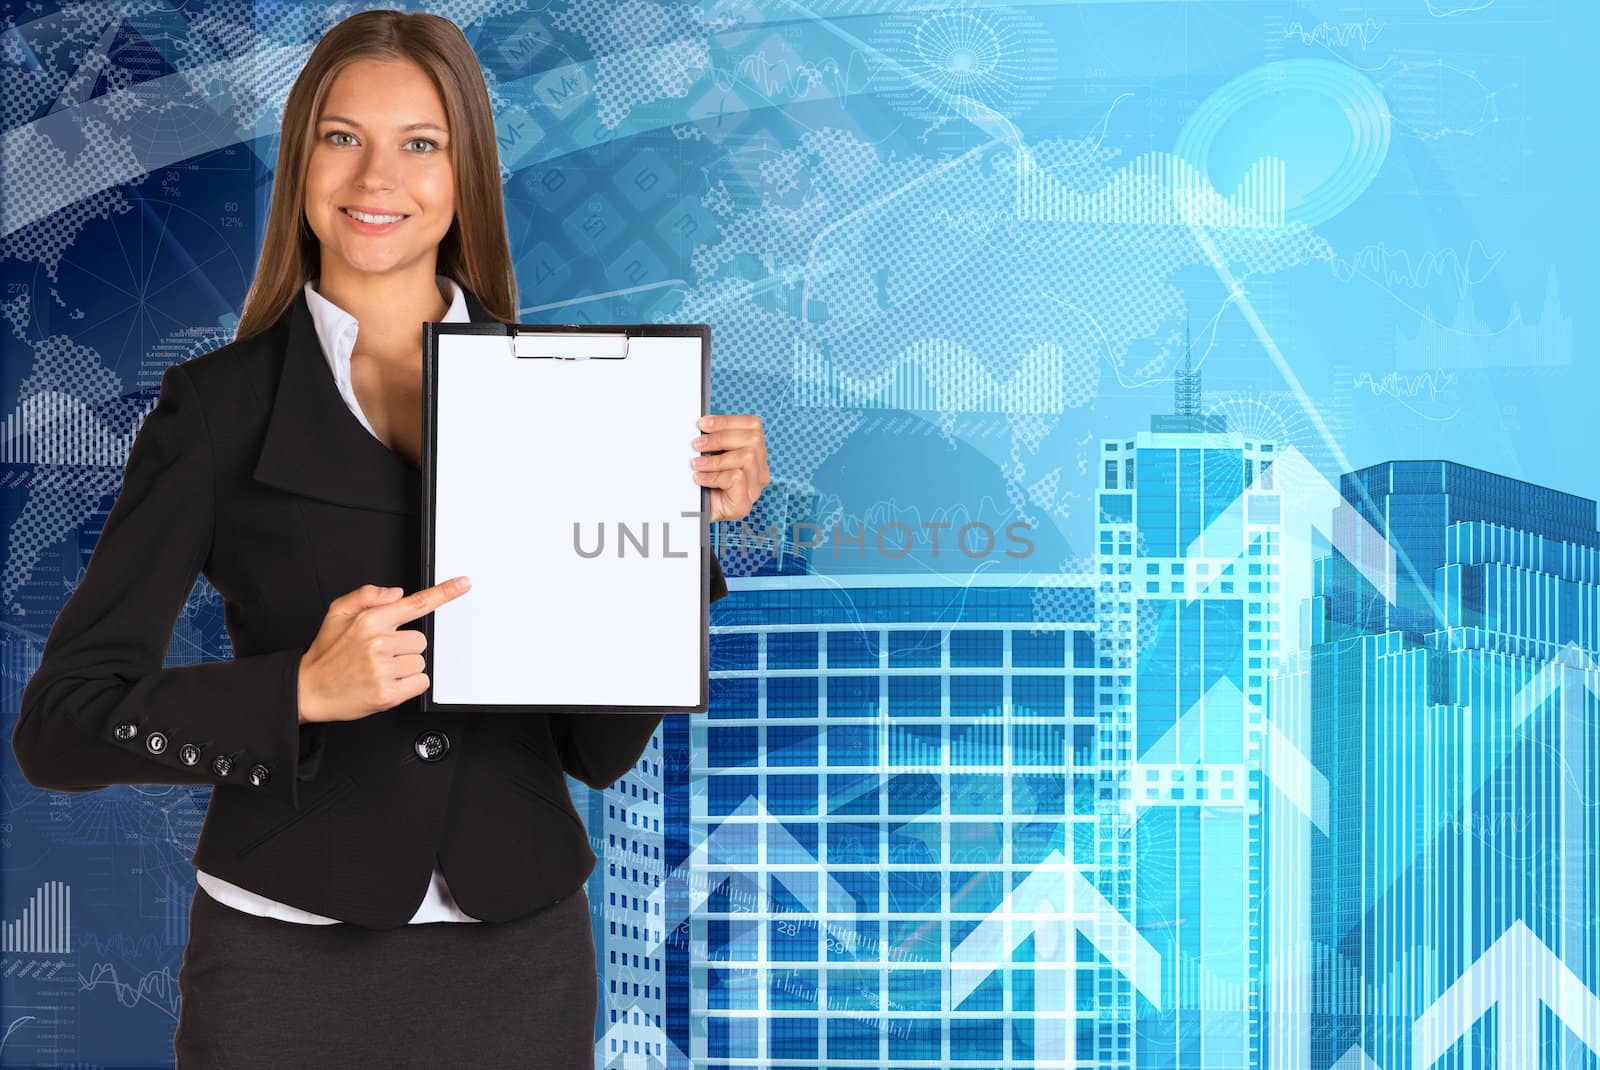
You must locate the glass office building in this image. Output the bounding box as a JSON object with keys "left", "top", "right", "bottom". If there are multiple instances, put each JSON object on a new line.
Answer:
{"left": 583, "top": 732, "right": 669, "bottom": 1065}
{"left": 671, "top": 572, "right": 1101, "bottom": 1067}
{"left": 1293, "top": 461, "right": 1600, "bottom": 1069}
{"left": 1093, "top": 357, "right": 1281, "bottom": 1069}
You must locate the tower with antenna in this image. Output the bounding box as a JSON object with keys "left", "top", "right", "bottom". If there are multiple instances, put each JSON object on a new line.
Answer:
{"left": 1175, "top": 321, "right": 1200, "bottom": 417}
{"left": 1152, "top": 318, "right": 1229, "bottom": 433}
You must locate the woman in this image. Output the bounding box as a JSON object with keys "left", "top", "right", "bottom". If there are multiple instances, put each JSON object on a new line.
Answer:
{"left": 11, "top": 10, "right": 769, "bottom": 1068}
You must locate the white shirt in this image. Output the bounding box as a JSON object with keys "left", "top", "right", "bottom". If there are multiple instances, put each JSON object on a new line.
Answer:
{"left": 195, "top": 274, "right": 480, "bottom": 925}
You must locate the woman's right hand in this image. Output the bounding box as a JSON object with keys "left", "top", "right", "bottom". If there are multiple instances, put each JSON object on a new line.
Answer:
{"left": 296, "top": 577, "right": 472, "bottom": 724}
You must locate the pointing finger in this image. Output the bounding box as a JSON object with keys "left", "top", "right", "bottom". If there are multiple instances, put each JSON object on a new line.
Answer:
{"left": 371, "top": 576, "right": 472, "bottom": 629}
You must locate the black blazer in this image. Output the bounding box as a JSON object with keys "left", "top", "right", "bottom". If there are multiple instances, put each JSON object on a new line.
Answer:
{"left": 12, "top": 283, "right": 728, "bottom": 930}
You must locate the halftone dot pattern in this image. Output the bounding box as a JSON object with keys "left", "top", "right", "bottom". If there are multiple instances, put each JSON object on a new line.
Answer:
{"left": 482, "top": 62, "right": 510, "bottom": 113}
{"left": 20, "top": 334, "right": 126, "bottom": 404}
{"left": 1024, "top": 466, "right": 1062, "bottom": 513}
{"left": 1, "top": 4, "right": 115, "bottom": 131}
{"left": 429, "top": 0, "right": 529, "bottom": 38}
{"left": 693, "top": 126, "right": 908, "bottom": 281}
{"left": 99, "top": 64, "right": 142, "bottom": 123}
{"left": 1132, "top": 598, "right": 1165, "bottom": 662}
{"left": 1, "top": 132, "right": 133, "bottom": 282}
{"left": 3, "top": 124, "right": 70, "bottom": 254}
{"left": 1009, "top": 410, "right": 1057, "bottom": 521}
{"left": 670, "top": 291, "right": 862, "bottom": 513}
{"left": 998, "top": 475, "right": 1031, "bottom": 539}
{"left": 712, "top": 478, "right": 823, "bottom": 578}
{"left": 760, "top": 151, "right": 803, "bottom": 196}
{"left": 1029, "top": 576, "right": 1096, "bottom": 628}
{"left": 254, "top": 2, "right": 332, "bottom": 46}
{"left": 804, "top": 126, "right": 879, "bottom": 190}
{"left": 550, "top": 0, "right": 715, "bottom": 129}
{"left": 238, "top": 36, "right": 306, "bottom": 135}
{"left": 5, "top": 466, "right": 123, "bottom": 612}
{"left": 188, "top": 0, "right": 257, "bottom": 62}
{"left": 675, "top": 123, "right": 1328, "bottom": 598}
{"left": 702, "top": 179, "right": 736, "bottom": 218}
{"left": 4, "top": 293, "right": 30, "bottom": 340}
{"left": 6, "top": 333, "right": 149, "bottom": 607}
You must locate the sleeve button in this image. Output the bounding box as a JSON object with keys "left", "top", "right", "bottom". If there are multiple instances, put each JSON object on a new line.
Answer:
{"left": 211, "top": 755, "right": 233, "bottom": 777}
{"left": 113, "top": 722, "right": 138, "bottom": 742}
{"left": 246, "top": 764, "right": 271, "bottom": 787}
{"left": 145, "top": 731, "right": 168, "bottom": 755}
{"left": 178, "top": 744, "right": 202, "bottom": 766}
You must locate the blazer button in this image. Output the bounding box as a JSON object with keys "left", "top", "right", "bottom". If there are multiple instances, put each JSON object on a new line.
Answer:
{"left": 246, "top": 763, "right": 271, "bottom": 787}
{"left": 179, "top": 743, "right": 202, "bottom": 766}
{"left": 212, "top": 755, "right": 234, "bottom": 777}
{"left": 113, "top": 722, "right": 138, "bottom": 742}
{"left": 414, "top": 730, "right": 450, "bottom": 762}
{"left": 145, "top": 731, "right": 168, "bottom": 755}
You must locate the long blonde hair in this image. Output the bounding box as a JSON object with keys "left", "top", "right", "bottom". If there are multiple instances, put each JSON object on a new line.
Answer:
{"left": 234, "top": 10, "right": 516, "bottom": 340}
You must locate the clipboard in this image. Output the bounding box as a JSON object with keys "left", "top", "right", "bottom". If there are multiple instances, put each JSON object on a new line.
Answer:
{"left": 418, "top": 321, "right": 712, "bottom": 714}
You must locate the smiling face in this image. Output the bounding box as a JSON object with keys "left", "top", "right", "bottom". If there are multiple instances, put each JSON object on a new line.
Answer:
{"left": 303, "top": 57, "right": 455, "bottom": 283}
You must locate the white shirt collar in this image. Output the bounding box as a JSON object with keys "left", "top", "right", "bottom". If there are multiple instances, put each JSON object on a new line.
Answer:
{"left": 301, "top": 275, "right": 470, "bottom": 439}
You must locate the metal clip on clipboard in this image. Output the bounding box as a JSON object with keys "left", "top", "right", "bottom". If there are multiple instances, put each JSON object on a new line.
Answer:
{"left": 511, "top": 329, "right": 632, "bottom": 361}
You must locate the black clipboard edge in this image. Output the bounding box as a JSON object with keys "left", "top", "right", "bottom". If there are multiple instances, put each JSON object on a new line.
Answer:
{"left": 419, "top": 321, "right": 712, "bottom": 716}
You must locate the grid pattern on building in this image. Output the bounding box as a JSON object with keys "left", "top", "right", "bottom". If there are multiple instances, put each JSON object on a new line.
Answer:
{"left": 690, "top": 584, "right": 1104, "bottom": 1065}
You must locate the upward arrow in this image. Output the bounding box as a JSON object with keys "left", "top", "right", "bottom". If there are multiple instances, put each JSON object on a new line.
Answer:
{"left": 1511, "top": 641, "right": 1600, "bottom": 729}
{"left": 593, "top": 999, "right": 678, "bottom": 1069}
{"left": 604, "top": 794, "right": 863, "bottom": 1061}
{"left": 1331, "top": 1045, "right": 1382, "bottom": 1069}
{"left": 650, "top": 793, "right": 857, "bottom": 925}
{"left": 949, "top": 848, "right": 1162, "bottom": 1010}
{"left": 1413, "top": 919, "right": 1600, "bottom": 1068}
{"left": 1183, "top": 445, "right": 1399, "bottom": 653}
{"left": 1132, "top": 677, "right": 1328, "bottom": 833}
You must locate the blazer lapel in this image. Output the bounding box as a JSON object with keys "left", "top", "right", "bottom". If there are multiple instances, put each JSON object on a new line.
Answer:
{"left": 252, "top": 282, "right": 500, "bottom": 515}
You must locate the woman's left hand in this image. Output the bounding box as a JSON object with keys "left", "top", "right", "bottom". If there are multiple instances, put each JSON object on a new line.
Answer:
{"left": 691, "top": 414, "right": 770, "bottom": 523}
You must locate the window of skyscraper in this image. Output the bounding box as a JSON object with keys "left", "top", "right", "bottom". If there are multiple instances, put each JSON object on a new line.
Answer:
{"left": 950, "top": 629, "right": 1003, "bottom": 666}
{"left": 828, "top": 629, "right": 881, "bottom": 668}
{"left": 887, "top": 628, "right": 942, "bottom": 666}
{"left": 767, "top": 631, "right": 818, "bottom": 669}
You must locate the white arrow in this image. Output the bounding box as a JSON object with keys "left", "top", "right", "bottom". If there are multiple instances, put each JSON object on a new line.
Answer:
{"left": 1263, "top": 710, "right": 1329, "bottom": 835}
{"left": 648, "top": 793, "right": 856, "bottom": 927}
{"left": 1330, "top": 1044, "right": 1382, "bottom": 1069}
{"left": 1413, "top": 919, "right": 1600, "bottom": 1068}
{"left": 1137, "top": 676, "right": 1237, "bottom": 767}
{"left": 601, "top": 792, "right": 863, "bottom": 1063}
{"left": 1183, "top": 445, "right": 1400, "bottom": 652}
{"left": 1511, "top": 641, "right": 1600, "bottom": 729}
{"left": 1132, "top": 677, "right": 1327, "bottom": 834}
{"left": 616, "top": 792, "right": 860, "bottom": 996}
{"left": 1180, "top": 446, "right": 1400, "bottom": 1070}
{"left": 592, "top": 998, "right": 684, "bottom": 1069}
{"left": 950, "top": 847, "right": 1162, "bottom": 1010}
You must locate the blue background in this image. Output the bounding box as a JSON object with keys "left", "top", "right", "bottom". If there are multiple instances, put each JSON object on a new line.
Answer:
{"left": 2, "top": 0, "right": 1594, "bottom": 1067}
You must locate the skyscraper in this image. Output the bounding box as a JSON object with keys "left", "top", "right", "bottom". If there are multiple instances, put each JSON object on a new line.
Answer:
{"left": 1094, "top": 354, "right": 1281, "bottom": 1068}
{"left": 673, "top": 571, "right": 1103, "bottom": 1066}
{"left": 1296, "top": 461, "right": 1600, "bottom": 1069}
{"left": 584, "top": 735, "right": 669, "bottom": 1067}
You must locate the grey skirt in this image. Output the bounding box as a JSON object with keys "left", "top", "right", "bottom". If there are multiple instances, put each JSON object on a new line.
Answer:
{"left": 174, "top": 884, "right": 596, "bottom": 1069}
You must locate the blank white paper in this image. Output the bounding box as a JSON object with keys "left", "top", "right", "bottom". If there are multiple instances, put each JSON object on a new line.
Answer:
{"left": 428, "top": 331, "right": 705, "bottom": 708}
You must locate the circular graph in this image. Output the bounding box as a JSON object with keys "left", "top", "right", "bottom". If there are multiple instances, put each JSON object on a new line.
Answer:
{"left": 873, "top": 2, "right": 1058, "bottom": 124}
{"left": 1174, "top": 59, "right": 1390, "bottom": 227}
